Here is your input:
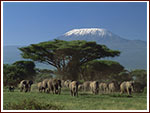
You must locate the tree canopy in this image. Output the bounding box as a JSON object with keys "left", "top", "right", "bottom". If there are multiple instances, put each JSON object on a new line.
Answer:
{"left": 80, "top": 60, "right": 124, "bottom": 81}
{"left": 130, "top": 69, "right": 147, "bottom": 92}
{"left": 3, "top": 61, "right": 36, "bottom": 86}
{"left": 19, "top": 40, "right": 120, "bottom": 80}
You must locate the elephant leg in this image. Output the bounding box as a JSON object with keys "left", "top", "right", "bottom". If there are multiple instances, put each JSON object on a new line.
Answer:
{"left": 96, "top": 89, "right": 98, "bottom": 94}
{"left": 51, "top": 87, "right": 54, "bottom": 94}
{"left": 120, "top": 92, "right": 122, "bottom": 95}
{"left": 75, "top": 92, "right": 77, "bottom": 97}
{"left": 51, "top": 90, "right": 54, "bottom": 94}
{"left": 58, "top": 88, "right": 61, "bottom": 95}
{"left": 47, "top": 89, "right": 49, "bottom": 93}
{"left": 127, "top": 88, "right": 132, "bottom": 95}
{"left": 127, "top": 88, "right": 130, "bottom": 95}
{"left": 47, "top": 88, "right": 50, "bottom": 93}
{"left": 120, "top": 89, "right": 123, "bottom": 95}
{"left": 71, "top": 90, "right": 73, "bottom": 96}
{"left": 43, "top": 88, "right": 45, "bottom": 92}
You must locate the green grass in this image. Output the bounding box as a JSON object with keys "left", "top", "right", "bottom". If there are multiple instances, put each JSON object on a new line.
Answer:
{"left": 3, "top": 88, "right": 147, "bottom": 110}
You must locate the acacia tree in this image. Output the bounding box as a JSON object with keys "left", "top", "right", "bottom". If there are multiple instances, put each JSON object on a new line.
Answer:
{"left": 19, "top": 40, "right": 120, "bottom": 80}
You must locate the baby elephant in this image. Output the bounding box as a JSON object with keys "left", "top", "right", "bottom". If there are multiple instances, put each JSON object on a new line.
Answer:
{"left": 9, "top": 86, "right": 15, "bottom": 92}
{"left": 120, "top": 81, "right": 134, "bottom": 95}
{"left": 70, "top": 81, "right": 79, "bottom": 97}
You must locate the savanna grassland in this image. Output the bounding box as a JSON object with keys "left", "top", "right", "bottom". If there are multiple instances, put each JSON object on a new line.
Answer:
{"left": 3, "top": 88, "right": 147, "bottom": 110}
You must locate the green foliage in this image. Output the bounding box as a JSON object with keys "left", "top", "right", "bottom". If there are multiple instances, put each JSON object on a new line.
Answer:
{"left": 34, "top": 68, "right": 53, "bottom": 83}
{"left": 13, "top": 61, "right": 35, "bottom": 76}
{"left": 4, "top": 99, "right": 63, "bottom": 110}
{"left": 115, "top": 70, "right": 132, "bottom": 84}
{"left": 3, "top": 61, "right": 36, "bottom": 86}
{"left": 80, "top": 60, "right": 124, "bottom": 81}
{"left": 19, "top": 40, "right": 120, "bottom": 80}
{"left": 130, "top": 69, "right": 147, "bottom": 92}
{"left": 130, "top": 69, "right": 147, "bottom": 84}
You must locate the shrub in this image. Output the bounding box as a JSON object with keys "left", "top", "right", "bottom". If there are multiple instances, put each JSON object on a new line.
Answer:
{"left": 4, "top": 99, "right": 63, "bottom": 110}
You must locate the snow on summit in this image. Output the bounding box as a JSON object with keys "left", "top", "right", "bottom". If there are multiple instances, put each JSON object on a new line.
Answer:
{"left": 64, "top": 28, "right": 113, "bottom": 37}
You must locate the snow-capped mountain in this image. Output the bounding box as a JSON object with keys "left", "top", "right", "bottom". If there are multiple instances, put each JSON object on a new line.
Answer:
{"left": 57, "top": 28, "right": 147, "bottom": 70}
{"left": 57, "top": 28, "right": 129, "bottom": 43}
{"left": 64, "top": 28, "right": 113, "bottom": 37}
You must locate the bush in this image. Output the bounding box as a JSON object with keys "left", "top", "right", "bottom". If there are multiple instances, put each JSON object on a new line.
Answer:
{"left": 3, "top": 61, "right": 36, "bottom": 87}
{"left": 134, "top": 82, "right": 145, "bottom": 93}
{"left": 4, "top": 99, "right": 63, "bottom": 110}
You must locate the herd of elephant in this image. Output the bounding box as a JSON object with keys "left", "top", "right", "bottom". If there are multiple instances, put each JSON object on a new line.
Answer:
{"left": 19, "top": 79, "right": 134, "bottom": 97}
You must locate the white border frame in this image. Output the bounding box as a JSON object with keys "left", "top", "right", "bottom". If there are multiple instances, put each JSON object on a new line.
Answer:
{"left": 1, "top": 1, "right": 149, "bottom": 112}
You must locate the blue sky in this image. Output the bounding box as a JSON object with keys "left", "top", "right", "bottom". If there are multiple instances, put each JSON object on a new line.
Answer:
{"left": 3, "top": 2, "right": 147, "bottom": 46}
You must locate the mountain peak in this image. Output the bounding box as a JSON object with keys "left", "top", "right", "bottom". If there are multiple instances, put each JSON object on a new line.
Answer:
{"left": 64, "top": 28, "right": 113, "bottom": 37}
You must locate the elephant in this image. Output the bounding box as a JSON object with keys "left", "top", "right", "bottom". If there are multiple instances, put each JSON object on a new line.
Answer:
{"left": 70, "top": 81, "right": 79, "bottom": 97}
{"left": 19, "top": 80, "right": 33, "bottom": 92}
{"left": 41, "top": 79, "right": 49, "bottom": 93}
{"left": 57, "top": 79, "right": 62, "bottom": 94}
{"left": 9, "top": 86, "right": 15, "bottom": 92}
{"left": 99, "top": 83, "right": 108, "bottom": 94}
{"left": 27, "top": 80, "right": 33, "bottom": 92}
{"left": 64, "top": 80, "right": 71, "bottom": 88}
{"left": 78, "top": 84, "right": 84, "bottom": 91}
{"left": 120, "top": 81, "right": 134, "bottom": 95}
{"left": 19, "top": 80, "right": 27, "bottom": 92}
{"left": 37, "top": 82, "right": 43, "bottom": 92}
{"left": 90, "top": 81, "right": 99, "bottom": 95}
{"left": 47, "top": 78, "right": 61, "bottom": 94}
{"left": 83, "top": 81, "right": 92, "bottom": 91}
{"left": 108, "top": 82, "right": 116, "bottom": 93}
